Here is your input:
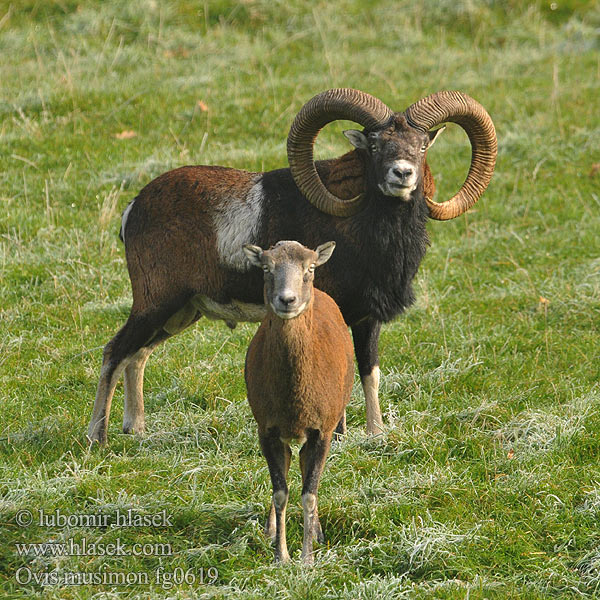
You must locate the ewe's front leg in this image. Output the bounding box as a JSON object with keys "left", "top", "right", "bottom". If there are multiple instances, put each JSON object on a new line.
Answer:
{"left": 352, "top": 318, "right": 383, "bottom": 435}
{"left": 264, "top": 442, "right": 292, "bottom": 541}
{"left": 300, "top": 430, "right": 331, "bottom": 565}
{"left": 260, "top": 431, "right": 292, "bottom": 563}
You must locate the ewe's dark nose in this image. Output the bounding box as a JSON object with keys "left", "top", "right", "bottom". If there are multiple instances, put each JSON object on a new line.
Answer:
{"left": 392, "top": 166, "right": 413, "bottom": 181}
{"left": 278, "top": 293, "right": 297, "bottom": 306}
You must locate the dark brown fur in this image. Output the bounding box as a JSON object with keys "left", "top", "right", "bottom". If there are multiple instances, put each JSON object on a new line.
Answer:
{"left": 125, "top": 166, "right": 257, "bottom": 313}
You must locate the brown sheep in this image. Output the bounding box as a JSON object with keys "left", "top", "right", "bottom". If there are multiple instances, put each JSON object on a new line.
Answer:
{"left": 243, "top": 240, "right": 354, "bottom": 564}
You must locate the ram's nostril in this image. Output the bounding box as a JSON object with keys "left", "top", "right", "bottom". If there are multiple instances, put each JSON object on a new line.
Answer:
{"left": 392, "top": 167, "right": 413, "bottom": 180}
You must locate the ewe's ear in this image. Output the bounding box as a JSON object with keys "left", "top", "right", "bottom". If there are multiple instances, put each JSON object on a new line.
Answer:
{"left": 343, "top": 129, "right": 368, "bottom": 150}
{"left": 314, "top": 241, "right": 336, "bottom": 267}
{"left": 243, "top": 244, "right": 264, "bottom": 268}
{"left": 427, "top": 125, "right": 446, "bottom": 149}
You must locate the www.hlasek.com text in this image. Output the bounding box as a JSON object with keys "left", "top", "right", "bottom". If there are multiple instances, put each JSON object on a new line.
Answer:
{"left": 16, "top": 538, "right": 172, "bottom": 557}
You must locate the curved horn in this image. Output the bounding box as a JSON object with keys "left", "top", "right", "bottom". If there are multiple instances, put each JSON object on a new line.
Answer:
{"left": 405, "top": 91, "right": 497, "bottom": 221}
{"left": 287, "top": 88, "right": 394, "bottom": 217}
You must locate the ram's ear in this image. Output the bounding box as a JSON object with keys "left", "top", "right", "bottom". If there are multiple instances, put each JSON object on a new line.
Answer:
{"left": 242, "top": 244, "right": 264, "bottom": 267}
{"left": 343, "top": 129, "right": 368, "bottom": 150}
{"left": 314, "top": 241, "right": 336, "bottom": 267}
{"left": 427, "top": 125, "right": 446, "bottom": 149}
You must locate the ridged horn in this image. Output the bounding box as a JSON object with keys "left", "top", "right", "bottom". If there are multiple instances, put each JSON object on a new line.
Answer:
{"left": 287, "top": 88, "right": 394, "bottom": 217}
{"left": 405, "top": 90, "right": 497, "bottom": 220}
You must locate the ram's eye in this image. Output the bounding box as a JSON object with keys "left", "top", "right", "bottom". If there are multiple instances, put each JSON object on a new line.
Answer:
{"left": 420, "top": 144, "right": 428, "bottom": 153}
{"left": 370, "top": 145, "right": 378, "bottom": 153}
{"left": 307, "top": 264, "right": 315, "bottom": 273}
{"left": 262, "top": 265, "right": 270, "bottom": 273}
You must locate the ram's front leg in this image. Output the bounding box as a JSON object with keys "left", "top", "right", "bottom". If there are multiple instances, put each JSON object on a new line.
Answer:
{"left": 351, "top": 318, "right": 383, "bottom": 435}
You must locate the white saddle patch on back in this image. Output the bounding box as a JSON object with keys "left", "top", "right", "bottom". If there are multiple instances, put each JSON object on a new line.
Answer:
{"left": 214, "top": 179, "right": 264, "bottom": 271}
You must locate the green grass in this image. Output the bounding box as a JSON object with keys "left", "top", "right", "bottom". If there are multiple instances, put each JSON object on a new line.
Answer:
{"left": 1, "top": 0, "right": 599, "bottom": 597}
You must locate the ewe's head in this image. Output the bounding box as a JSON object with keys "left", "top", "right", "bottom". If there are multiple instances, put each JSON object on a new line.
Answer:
{"left": 243, "top": 241, "right": 335, "bottom": 319}
{"left": 343, "top": 114, "right": 444, "bottom": 201}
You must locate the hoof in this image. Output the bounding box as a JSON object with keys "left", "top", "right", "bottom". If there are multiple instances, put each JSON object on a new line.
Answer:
{"left": 122, "top": 422, "right": 145, "bottom": 435}
{"left": 86, "top": 432, "right": 107, "bottom": 446}
{"left": 274, "top": 550, "right": 290, "bottom": 564}
{"left": 365, "top": 422, "right": 385, "bottom": 436}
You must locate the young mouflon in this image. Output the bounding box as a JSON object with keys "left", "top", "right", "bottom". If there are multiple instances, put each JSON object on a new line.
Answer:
{"left": 243, "top": 240, "right": 354, "bottom": 564}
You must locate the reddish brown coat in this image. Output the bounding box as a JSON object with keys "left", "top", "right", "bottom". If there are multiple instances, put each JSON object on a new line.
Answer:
{"left": 245, "top": 288, "right": 354, "bottom": 441}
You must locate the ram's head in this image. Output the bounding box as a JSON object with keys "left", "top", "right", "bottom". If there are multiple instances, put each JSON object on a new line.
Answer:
{"left": 287, "top": 88, "right": 497, "bottom": 219}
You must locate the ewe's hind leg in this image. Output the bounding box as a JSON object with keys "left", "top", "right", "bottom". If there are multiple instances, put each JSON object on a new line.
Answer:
{"left": 300, "top": 429, "right": 332, "bottom": 565}
{"left": 334, "top": 411, "right": 347, "bottom": 438}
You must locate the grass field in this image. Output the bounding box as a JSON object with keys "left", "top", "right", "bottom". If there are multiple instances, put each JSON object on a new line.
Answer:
{"left": 1, "top": 0, "right": 599, "bottom": 597}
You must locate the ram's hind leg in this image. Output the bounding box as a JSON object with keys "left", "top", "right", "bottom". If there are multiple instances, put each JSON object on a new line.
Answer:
{"left": 122, "top": 347, "right": 152, "bottom": 435}
{"left": 122, "top": 301, "right": 200, "bottom": 435}
{"left": 88, "top": 300, "right": 200, "bottom": 445}
{"left": 88, "top": 314, "right": 156, "bottom": 445}
{"left": 88, "top": 347, "right": 129, "bottom": 445}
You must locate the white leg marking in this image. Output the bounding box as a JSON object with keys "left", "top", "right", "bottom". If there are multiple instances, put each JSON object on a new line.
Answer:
{"left": 364, "top": 365, "right": 383, "bottom": 435}
{"left": 265, "top": 499, "right": 276, "bottom": 541}
{"left": 87, "top": 358, "right": 130, "bottom": 444}
{"left": 273, "top": 490, "right": 290, "bottom": 563}
{"left": 273, "top": 490, "right": 287, "bottom": 509}
{"left": 302, "top": 492, "right": 317, "bottom": 565}
{"left": 123, "top": 347, "right": 153, "bottom": 435}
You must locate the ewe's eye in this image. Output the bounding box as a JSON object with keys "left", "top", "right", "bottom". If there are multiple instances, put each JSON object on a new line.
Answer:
{"left": 369, "top": 144, "right": 378, "bottom": 154}
{"left": 262, "top": 265, "right": 270, "bottom": 273}
{"left": 307, "top": 264, "right": 315, "bottom": 273}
